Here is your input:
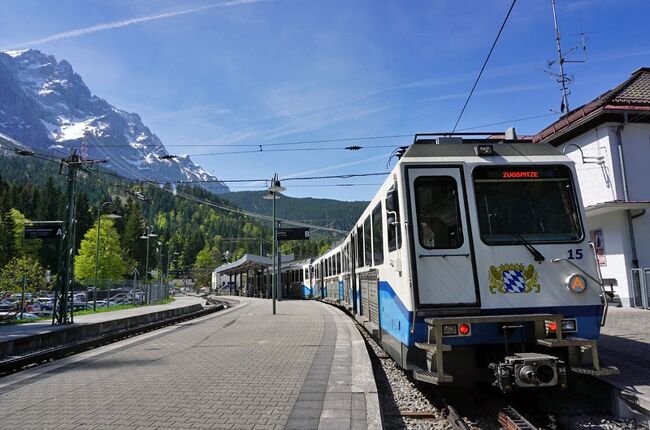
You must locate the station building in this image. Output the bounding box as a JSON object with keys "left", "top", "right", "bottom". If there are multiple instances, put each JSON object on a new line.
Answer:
{"left": 211, "top": 253, "right": 295, "bottom": 297}
{"left": 533, "top": 67, "right": 650, "bottom": 308}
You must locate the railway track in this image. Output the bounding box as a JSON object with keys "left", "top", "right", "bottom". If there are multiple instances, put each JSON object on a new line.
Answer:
{"left": 497, "top": 406, "right": 538, "bottom": 430}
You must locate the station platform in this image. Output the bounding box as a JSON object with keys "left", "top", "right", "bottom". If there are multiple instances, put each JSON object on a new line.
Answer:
{"left": 0, "top": 297, "right": 382, "bottom": 430}
{"left": 599, "top": 307, "right": 650, "bottom": 417}
{"left": 0, "top": 295, "right": 205, "bottom": 342}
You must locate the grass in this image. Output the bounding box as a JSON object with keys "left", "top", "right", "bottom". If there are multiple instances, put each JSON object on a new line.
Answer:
{"left": 0, "top": 315, "right": 50, "bottom": 325}
{"left": 74, "top": 297, "right": 176, "bottom": 316}
{"left": 0, "top": 297, "right": 176, "bottom": 324}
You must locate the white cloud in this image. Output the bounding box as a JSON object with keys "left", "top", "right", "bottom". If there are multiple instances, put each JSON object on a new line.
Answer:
{"left": 283, "top": 152, "right": 391, "bottom": 179}
{"left": 8, "top": 0, "right": 267, "bottom": 49}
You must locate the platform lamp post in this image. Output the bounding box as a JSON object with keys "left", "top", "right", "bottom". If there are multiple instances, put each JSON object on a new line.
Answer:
{"left": 140, "top": 226, "right": 157, "bottom": 304}
{"left": 94, "top": 202, "right": 121, "bottom": 311}
{"left": 263, "top": 173, "right": 286, "bottom": 315}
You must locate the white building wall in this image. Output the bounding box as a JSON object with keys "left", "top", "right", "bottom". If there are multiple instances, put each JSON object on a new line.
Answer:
{"left": 557, "top": 122, "right": 650, "bottom": 306}
{"left": 560, "top": 125, "right": 622, "bottom": 207}
{"left": 587, "top": 211, "right": 633, "bottom": 304}
{"left": 620, "top": 123, "right": 650, "bottom": 270}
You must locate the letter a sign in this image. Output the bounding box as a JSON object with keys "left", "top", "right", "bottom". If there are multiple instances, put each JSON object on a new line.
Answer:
{"left": 24, "top": 221, "right": 64, "bottom": 240}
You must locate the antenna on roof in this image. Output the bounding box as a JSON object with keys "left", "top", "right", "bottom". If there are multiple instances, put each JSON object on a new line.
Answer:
{"left": 542, "top": 0, "right": 588, "bottom": 115}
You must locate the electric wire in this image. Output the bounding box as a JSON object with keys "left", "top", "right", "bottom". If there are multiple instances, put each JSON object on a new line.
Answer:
{"left": 451, "top": 0, "right": 518, "bottom": 133}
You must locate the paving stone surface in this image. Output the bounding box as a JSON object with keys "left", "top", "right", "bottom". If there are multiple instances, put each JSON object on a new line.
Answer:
{"left": 0, "top": 297, "right": 378, "bottom": 429}
{"left": 600, "top": 307, "right": 650, "bottom": 411}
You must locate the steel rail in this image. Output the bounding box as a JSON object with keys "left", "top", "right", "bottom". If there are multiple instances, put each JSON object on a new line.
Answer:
{"left": 497, "top": 405, "right": 538, "bottom": 430}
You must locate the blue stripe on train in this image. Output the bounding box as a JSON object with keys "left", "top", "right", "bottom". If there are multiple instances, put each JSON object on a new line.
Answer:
{"left": 302, "top": 285, "right": 312, "bottom": 297}
{"left": 378, "top": 280, "right": 603, "bottom": 347}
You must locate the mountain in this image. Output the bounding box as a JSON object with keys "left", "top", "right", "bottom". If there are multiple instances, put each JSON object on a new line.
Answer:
{"left": 0, "top": 49, "right": 228, "bottom": 192}
{"left": 221, "top": 191, "right": 369, "bottom": 234}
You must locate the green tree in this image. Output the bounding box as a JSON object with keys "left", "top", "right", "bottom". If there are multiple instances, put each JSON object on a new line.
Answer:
{"left": 75, "top": 192, "right": 94, "bottom": 251}
{"left": 9, "top": 208, "right": 40, "bottom": 259}
{"left": 0, "top": 208, "right": 17, "bottom": 267}
{"left": 0, "top": 256, "right": 45, "bottom": 294}
{"left": 75, "top": 218, "right": 127, "bottom": 284}
{"left": 122, "top": 202, "right": 146, "bottom": 271}
{"left": 192, "top": 244, "right": 220, "bottom": 287}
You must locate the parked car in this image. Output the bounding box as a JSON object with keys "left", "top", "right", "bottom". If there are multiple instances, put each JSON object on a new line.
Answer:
{"left": 0, "top": 300, "right": 16, "bottom": 311}
{"left": 24, "top": 301, "right": 53, "bottom": 315}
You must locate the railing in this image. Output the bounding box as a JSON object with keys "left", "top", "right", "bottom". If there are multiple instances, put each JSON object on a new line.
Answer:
{"left": 630, "top": 268, "right": 650, "bottom": 309}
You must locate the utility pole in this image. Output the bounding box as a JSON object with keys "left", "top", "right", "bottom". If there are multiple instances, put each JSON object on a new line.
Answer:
{"left": 20, "top": 275, "right": 26, "bottom": 320}
{"left": 52, "top": 150, "right": 106, "bottom": 325}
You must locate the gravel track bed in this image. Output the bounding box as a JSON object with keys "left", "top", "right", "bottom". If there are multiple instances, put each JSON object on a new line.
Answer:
{"left": 355, "top": 321, "right": 640, "bottom": 429}
{"left": 358, "top": 324, "right": 452, "bottom": 429}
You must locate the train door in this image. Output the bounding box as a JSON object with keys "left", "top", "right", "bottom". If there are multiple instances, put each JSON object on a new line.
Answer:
{"left": 406, "top": 166, "right": 479, "bottom": 307}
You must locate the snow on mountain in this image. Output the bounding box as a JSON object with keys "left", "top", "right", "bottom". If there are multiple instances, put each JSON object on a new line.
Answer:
{"left": 0, "top": 49, "right": 228, "bottom": 192}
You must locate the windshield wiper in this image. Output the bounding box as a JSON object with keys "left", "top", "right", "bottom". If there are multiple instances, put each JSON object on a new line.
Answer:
{"left": 489, "top": 213, "right": 545, "bottom": 262}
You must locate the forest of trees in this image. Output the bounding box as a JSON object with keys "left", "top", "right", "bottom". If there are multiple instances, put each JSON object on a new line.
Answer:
{"left": 0, "top": 154, "right": 337, "bottom": 295}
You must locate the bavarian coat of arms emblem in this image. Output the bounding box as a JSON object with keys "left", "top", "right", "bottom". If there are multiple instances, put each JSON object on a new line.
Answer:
{"left": 488, "top": 263, "right": 540, "bottom": 294}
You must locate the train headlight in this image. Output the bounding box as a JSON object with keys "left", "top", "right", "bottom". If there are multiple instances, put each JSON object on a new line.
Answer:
{"left": 561, "top": 319, "right": 577, "bottom": 332}
{"left": 566, "top": 274, "right": 587, "bottom": 293}
{"left": 442, "top": 324, "right": 458, "bottom": 336}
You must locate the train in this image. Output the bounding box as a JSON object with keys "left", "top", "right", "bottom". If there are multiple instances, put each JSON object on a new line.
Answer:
{"left": 286, "top": 131, "right": 617, "bottom": 391}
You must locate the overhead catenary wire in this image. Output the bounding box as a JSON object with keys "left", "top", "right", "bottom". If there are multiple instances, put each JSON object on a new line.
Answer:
{"left": 186, "top": 145, "right": 396, "bottom": 157}
{"left": 59, "top": 108, "right": 556, "bottom": 155}
{"left": 451, "top": 0, "right": 518, "bottom": 133}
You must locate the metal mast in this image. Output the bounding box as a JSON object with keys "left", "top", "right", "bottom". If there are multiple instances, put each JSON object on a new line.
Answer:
{"left": 551, "top": 0, "right": 570, "bottom": 113}
{"left": 52, "top": 151, "right": 107, "bottom": 325}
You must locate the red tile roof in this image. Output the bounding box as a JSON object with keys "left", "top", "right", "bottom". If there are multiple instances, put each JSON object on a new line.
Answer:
{"left": 533, "top": 67, "right": 650, "bottom": 145}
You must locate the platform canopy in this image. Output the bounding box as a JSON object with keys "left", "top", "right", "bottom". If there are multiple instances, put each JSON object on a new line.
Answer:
{"left": 215, "top": 254, "right": 294, "bottom": 276}
{"left": 585, "top": 200, "right": 650, "bottom": 218}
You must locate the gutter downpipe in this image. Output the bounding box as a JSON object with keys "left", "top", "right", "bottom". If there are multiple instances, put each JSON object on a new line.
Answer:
{"left": 615, "top": 113, "right": 639, "bottom": 270}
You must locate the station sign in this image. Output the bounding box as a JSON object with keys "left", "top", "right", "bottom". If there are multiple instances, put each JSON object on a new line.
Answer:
{"left": 277, "top": 227, "right": 310, "bottom": 241}
{"left": 24, "top": 221, "right": 63, "bottom": 239}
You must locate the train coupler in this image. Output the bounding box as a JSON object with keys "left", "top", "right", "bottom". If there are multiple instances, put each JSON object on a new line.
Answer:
{"left": 490, "top": 352, "right": 567, "bottom": 392}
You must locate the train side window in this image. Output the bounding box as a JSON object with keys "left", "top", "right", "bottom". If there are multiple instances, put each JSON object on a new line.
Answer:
{"left": 357, "top": 226, "right": 364, "bottom": 267}
{"left": 386, "top": 185, "right": 402, "bottom": 252}
{"left": 364, "top": 216, "right": 372, "bottom": 266}
{"left": 414, "top": 176, "right": 464, "bottom": 249}
{"left": 337, "top": 252, "right": 341, "bottom": 274}
{"left": 372, "top": 202, "right": 384, "bottom": 265}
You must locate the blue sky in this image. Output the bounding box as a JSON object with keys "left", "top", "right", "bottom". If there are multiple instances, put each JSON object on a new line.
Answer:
{"left": 2, "top": 0, "right": 650, "bottom": 201}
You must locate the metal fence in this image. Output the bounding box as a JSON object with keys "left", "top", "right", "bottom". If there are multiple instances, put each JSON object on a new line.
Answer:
{"left": 630, "top": 268, "right": 650, "bottom": 309}
{"left": 89, "top": 280, "right": 169, "bottom": 306}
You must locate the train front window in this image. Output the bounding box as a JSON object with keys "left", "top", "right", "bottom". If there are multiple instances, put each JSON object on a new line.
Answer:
{"left": 473, "top": 166, "right": 582, "bottom": 244}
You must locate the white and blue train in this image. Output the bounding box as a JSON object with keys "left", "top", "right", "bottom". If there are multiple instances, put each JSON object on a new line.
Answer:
{"left": 309, "top": 132, "right": 616, "bottom": 391}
